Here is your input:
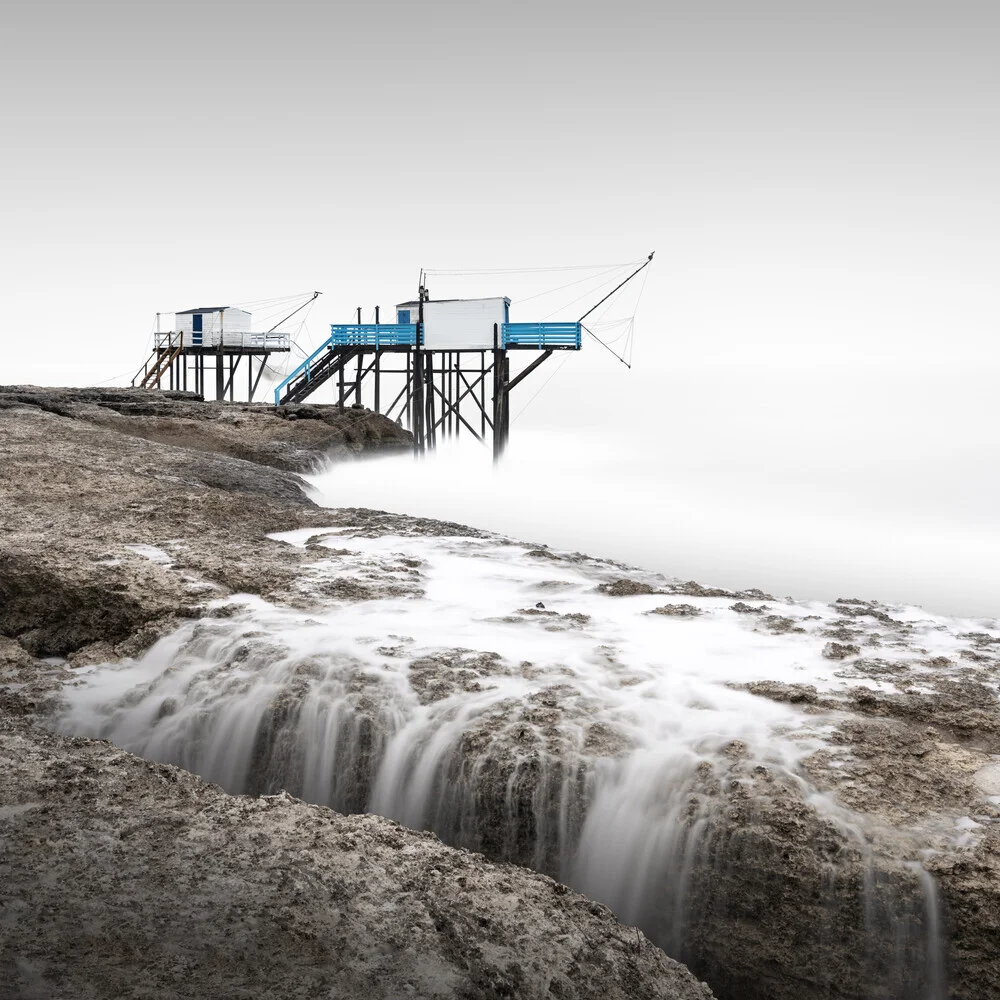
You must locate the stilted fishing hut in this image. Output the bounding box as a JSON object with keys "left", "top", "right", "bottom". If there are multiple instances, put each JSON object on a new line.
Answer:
{"left": 273, "top": 256, "right": 653, "bottom": 460}
{"left": 132, "top": 293, "right": 320, "bottom": 402}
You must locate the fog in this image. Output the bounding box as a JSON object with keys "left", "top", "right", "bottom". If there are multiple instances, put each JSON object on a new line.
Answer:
{"left": 3, "top": 1, "right": 997, "bottom": 617}
{"left": 311, "top": 358, "right": 1000, "bottom": 619}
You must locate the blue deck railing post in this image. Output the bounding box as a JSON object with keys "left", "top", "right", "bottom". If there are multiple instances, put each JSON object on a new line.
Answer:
{"left": 275, "top": 321, "right": 577, "bottom": 405}
{"left": 273, "top": 324, "right": 419, "bottom": 404}
{"left": 328, "top": 323, "right": 417, "bottom": 348}
{"left": 501, "top": 322, "right": 582, "bottom": 349}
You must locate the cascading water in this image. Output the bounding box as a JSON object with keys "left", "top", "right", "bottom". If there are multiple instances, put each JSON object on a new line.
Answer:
{"left": 54, "top": 526, "right": 955, "bottom": 1000}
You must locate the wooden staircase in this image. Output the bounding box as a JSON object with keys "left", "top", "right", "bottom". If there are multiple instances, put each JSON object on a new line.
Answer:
{"left": 133, "top": 333, "right": 184, "bottom": 390}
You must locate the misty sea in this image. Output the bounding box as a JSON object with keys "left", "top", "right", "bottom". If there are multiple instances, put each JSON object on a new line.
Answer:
{"left": 310, "top": 360, "right": 1000, "bottom": 620}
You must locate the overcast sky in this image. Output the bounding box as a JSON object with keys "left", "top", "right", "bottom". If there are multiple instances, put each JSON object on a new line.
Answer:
{"left": 2, "top": 1, "right": 998, "bottom": 613}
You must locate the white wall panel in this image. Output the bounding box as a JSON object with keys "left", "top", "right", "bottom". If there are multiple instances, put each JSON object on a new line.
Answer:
{"left": 422, "top": 298, "right": 508, "bottom": 351}
{"left": 173, "top": 308, "right": 252, "bottom": 346}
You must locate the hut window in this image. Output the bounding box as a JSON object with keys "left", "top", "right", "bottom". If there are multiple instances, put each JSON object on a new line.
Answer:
{"left": 192, "top": 314, "right": 203, "bottom": 332}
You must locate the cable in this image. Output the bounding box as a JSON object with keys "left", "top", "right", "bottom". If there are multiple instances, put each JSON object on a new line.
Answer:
{"left": 586, "top": 317, "right": 633, "bottom": 345}
{"left": 512, "top": 263, "right": 634, "bottom": 307}
{"left": 231, "top": 292, "right": 314, "bottom": 309}
{"left": 540, "top": 267, "right": 641, "bottom": 320}
{"left": 628, "top": 262, "right": 651, "bottom": 367}
{"left": 424, "top": 261, "right": 641, "bottom": 276}
{"left": 582, "top": 323, "right": 631, "bottom": 368}
{"left": 97, "top": 367, "right": 147, "bottom": 387}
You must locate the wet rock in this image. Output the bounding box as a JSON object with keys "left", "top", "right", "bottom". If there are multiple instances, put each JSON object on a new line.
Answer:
{"left": 927, "top": 830, "right": 1000, "bottom": 1000}
{"left": 669, "top": 582, "right": 775, "bottom": 601}
{"left": 840, "top": 678, "right": 1000, "bottom": 752}
{"left": 597, "top": 579, "right": 661, "bottom": 597}
{"left": 804, "top": 716, "right": 987, "bottom": 824}
{"left": 6, "top": 386, "right": 1000, "bottom": 1000}
{"left": 761, "top": 615, "right": 806, "bottom": 635}
{"left": 822, "top": 620, "right": 865, "bottom": 641}
{"left": 408, "top": 650, "right": 507, "bottom": 704}
{"left": 0, "top": 715, "right": 714, "bottom": 1000}
{"left": 823, "top": 641, "right": 861, "bottom": 659}
{"left": 958, "top": 632, "right": 1000, "bottom": 648}
{"left": 831, "top": 598, "right": 901, "bottom": 626}
{"left": 647, "top": 604, "right": 703, "bottom": 618}
{"left": 742, "top": 681, "right": 820, "bottom": 705}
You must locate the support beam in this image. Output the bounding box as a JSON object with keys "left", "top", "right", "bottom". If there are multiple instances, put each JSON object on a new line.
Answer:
{"left": 385, "top": 381, "right": 413, "bottom": 423}
{"left": 428, "top": 380, "right": 483, "bottom": 442}
{"left": 222, "top": 355, "right": 242, "bottom": 401}
{"left": 412, "top": 351, "right": 425, "bottom": 454}
{"left": 507, "top": 350, "right": 553, "bottom": 392}
{"left": 250, "top": 355, "right": 267, "bottom": 401}
{"left": 492, "top": 324, "right": 507, "bottom": 463}
{"left": 456, "top": 367, "right": 493, "bottom": 427}
{"left": 425, "top": 356, "right": 436, "bottom": 451}
{"left": 434, "top": 367, "right": 492, "bottom": 432}
{"left": 500, "top": 356, "right": 510, "bottom": 455}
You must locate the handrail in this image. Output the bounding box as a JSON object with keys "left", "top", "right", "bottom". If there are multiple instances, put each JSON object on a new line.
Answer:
{"left": 155, "top": 330, "right": 290, "bottom": 350}
{"left": 272, "top": 319, "right": 581, "bottom": 405}
{"left": 133, "top": 331, "right": 185, "bottom": 389}
{"left": 273, "top": 324, "right": 419, "bottom": 405}
{"left": 502, "top": 322, "right": 581, "bottom": 349}
{"left": 273, "top": 336, "right": 336, "bottom": 405}
{"left": 329, "top": 323, "right": 417, "bottom": 348}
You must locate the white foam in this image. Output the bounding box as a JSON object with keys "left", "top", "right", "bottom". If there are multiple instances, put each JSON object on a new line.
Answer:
{"left": 54, "top": 523, "right": 962, "bottom": 996}
{"left": 123, "top": 544, "right": 172, "bottom": 566}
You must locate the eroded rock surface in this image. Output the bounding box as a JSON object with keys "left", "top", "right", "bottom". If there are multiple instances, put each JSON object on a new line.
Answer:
{"left": 0, "top": 385, "right": 411, "bottom": 471}
{"left": 49, "top": 525, "right": 1000, "bottom": 1000}
{"left": 0, "top": 715, "right": 712, "bottom": 1000}
{"left": 4, "top": 387, "right": 1000, "bottom": 1000}
{"left": 0, "top": 389, "right": 715, "bottom": 1000}
{"left": 0, "top": 389, "right": 415, "bottom": 660}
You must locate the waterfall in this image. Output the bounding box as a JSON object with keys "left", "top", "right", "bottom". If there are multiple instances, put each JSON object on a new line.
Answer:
{"left": 54, "top": 527, "right": 951, "bottom": 1000}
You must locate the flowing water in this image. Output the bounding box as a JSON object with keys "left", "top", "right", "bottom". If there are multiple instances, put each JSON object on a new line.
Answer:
{"left": 53, "top": 524, "right": 970, "bottom": 999}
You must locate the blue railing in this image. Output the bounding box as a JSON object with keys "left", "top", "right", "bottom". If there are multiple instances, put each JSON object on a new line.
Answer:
{"left": 502, "top": 322, "right": 582, "bottom": 349}
{"left": 274, "top": 320, "right": 581, "bottom": 403}
{"left": 274, "top": 340, "right": 330, "bottom": 405}
{"left": 330, "top": 323, "right": 418, "bottom": 347}
{"left": 273, "top": 324, "right": 420, "bottom": 404}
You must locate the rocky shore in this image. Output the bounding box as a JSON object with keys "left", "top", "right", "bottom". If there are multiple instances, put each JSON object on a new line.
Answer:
{"left": 2, "top": 386, "right": 1000, "bottom": 1000}
{"left": 1, "top": 718, "right": 711, "bottom": 1000}
{"left": 0, "top": 387, "right": 713, "bottom": 1000}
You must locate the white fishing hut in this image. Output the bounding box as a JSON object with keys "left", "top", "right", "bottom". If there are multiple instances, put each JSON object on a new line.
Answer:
{"left": 394, "top": 297, "right": 511, "bottom": 350}
{"left": 174, "top": 306, "right": 253, "bottom": 348}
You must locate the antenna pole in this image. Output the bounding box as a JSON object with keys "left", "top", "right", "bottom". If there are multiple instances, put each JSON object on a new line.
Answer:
{"left": 577, "top": 252, "right": 655, "bottom": 324}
